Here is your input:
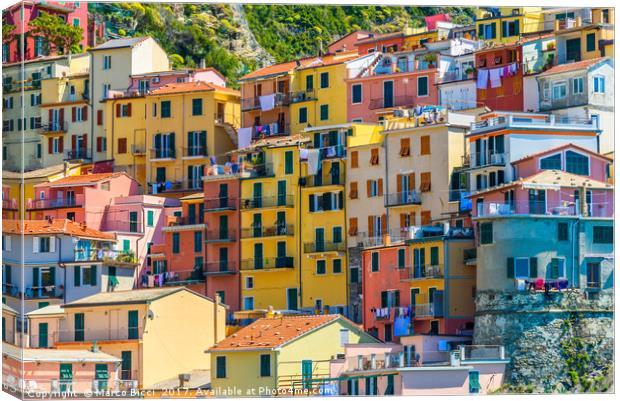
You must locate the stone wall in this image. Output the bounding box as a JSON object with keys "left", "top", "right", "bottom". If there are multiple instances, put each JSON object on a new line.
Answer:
{"left": 474, "top": 289, "right": 614, "bottom": 393}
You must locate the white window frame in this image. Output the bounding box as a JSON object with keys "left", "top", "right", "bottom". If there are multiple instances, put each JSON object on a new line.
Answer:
{"left": 417, "top": 76, "right": 429, "bottom": 97}
{"left": 593, "top": 76, "right": 605, "bottom": 93}
{"left": 351, "top": 84, "right": 363, "bottom": 105}
{"left": 572, "top": 77, "right": 584, "bottom": 94}
{"left": 552, "top": 81, "right": 567, "bottom": 99}
{"left": 339, "top": 329, "right": 349, "bottom": 346}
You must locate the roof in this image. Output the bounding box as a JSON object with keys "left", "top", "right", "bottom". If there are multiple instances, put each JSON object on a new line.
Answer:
{"left": 40, "top": 172, "right": 129, "bottom": 187}
{"left": 469, "top": 170, "right": 613, "bottom": 198}
{"left": 148, "top": 81, "right": 239, "bottom": 96}
{"left": 234, "top": 134, "right": 310, "bottom": 153}
{"left": 354, "top": 32, "right": 404, "bottom": 46}
{"left": 179, "top": 192, "right": 204, "bottom": 201}
{"left": 511, "top": 143, "right": 613, "bottom": 165}
{"left": 3, "top": 343, "right": 121, "bottom": 363}
{"left": 61, "top": 287, "right": 189, "bottom": 308}
{"left": 2, "top": 304, "right": 18, "bottom": 315}
{"left": 26, "top": 304, "right": 65, "bottom": 317}
{"left": 90, "top": 37, "right": 150, "bottom": 51}
{"left": 296, "top": 52, "right": 361, "bottom": 71}
{"left": 241, "top": 60, "right": 301, "bottom": 81}
{"left": 2, "top": 219, "right": 115, "bottom": 240}
{"left": 538, "top": 57, "right": 610, "bottom": 77}
{"left": 2, "top": 163, "right": 81, "bottom": 180}
{"left": 209, "top": 314, "right": 342, "bottom": 351}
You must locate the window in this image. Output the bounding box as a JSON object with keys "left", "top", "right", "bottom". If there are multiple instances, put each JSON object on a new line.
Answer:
{"left": 352, "top": 84, "right": 362, "bottom": 104}
{"left": 299, "top": 107, "right": 308, "bottom": 123}
{"left": 572, "top": 77, "right": 584, "bottom": 94}
{"left": 565, "top": 151, "right": 589, "bottom": 175}
{"left": 371, "top": 252, "right": 379, "bottom": 272}
{"left": 245, "top": 276, "right": 254, "bottom": 289}
{"left": 479, "top": 222, "right": 493, "bottom": 244}
{"left": 558, "top": 222, "right": 569, "bottom": 241}
{"left": 332, "top": 259, "right": 342, "bottom": 273}
{"left": 74, "top": 313, "right": 85, "bottom": 341}
{"left": 417, "top": 76, "right": 429, "bottom": 96}
{"left": 587, "top": 262, "right": 601, "bottom": 288}
{"left": 370, "top": 148, "right": 379, "bottom": 165}
{"left": 515, "top": 258, "right": 530, "bottom": 279}
{"left": 593, "top": 76, "right": 605, "bottom": 93}
{"left": 420, "top": 136, "right": 430, "bottom": 155}
{"left": 350, "top": 151, "right": 359, "bottom": 168}
{"left": 284, "top": 151, "right": 293, "bottom": 174}
{"left": 147, "top": 211, "right": 154, "bottom": 227}
{"left": 194, "top": 231, "right": 202, "bottom": 252}
{"left": 128, "top": 310, "right": 139, "bottom": 339}
{"left": 320, "top": 72, "right": 329, "bottom": 88}
{"left": 420, "top": 172, "right": 431, "bottom": 192}
{"left": 216, "top": 356, "right": 226, "bottom": 378}
{"left": 501, "top": 20, "right": 520, "bottom": 37}
{"left": 398, "top": 248, "right": 406, "bottom": 269}
{"left": 586, "top": 33, "right": 596, "bottom": 52}
{"left": 161, "top": 101, "right": 171, "bottom": 118}
{"left": 540, "top": 153, "right": 561, "bottom": 170}
{"left": 593, "top": 226, "right": 613, "bottom": 244}
{"left": 479, "top": 22, "right": 497, "bottom": 40}
{"left": 320, "top": 104, "right": 329, "bottom": 120}
{"left": 103, "top": 55, "right": 111, "bottom": 70}
{"left": 333, "top": 227, "right": 342, "bottom": 243}
{"left": 192, "top": 98, "right": 203, "bottom": 116}
{"left": 172, "top": 233, "right": 180, "bottom": 253}
{"left": 549, "top": 258, "right": 565, "bottom": 279}
{"left": 339, "top": 329, "right": 349, "bottom": 346}
{"left": 102, "top": 84, "right": 111, "bottom": 99}
{"left": 243, "top": 297, "right": 254, "bottom": 310}
{"left": 260, "top": 355, "right": 271, "bottom": 377}
{"left": 316, "top": 260, "right": 326, "bottom": 275}
{"left": 552, "top": 82, "right": 567, "bottom": 99}
{"left": 306, "top": 75, "right": 313, "bottom": 91}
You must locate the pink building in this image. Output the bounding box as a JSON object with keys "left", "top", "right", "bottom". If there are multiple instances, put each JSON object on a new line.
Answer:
{"left": 28, "top": 172, "right": 141, "bottom": 229}
{"left": 2, "top": 1, "right": 89, "bottom": 64}
{"left": 2, "top": 185, "right": 18, "bottom": 220}
{"left": 126, "top": 68, "right": 228, "bottom": 95}
{"left": 328, "top": 31, "right": 372, "bottom": 54}
{"left": 346, "top": 50, "right": 439, "bottom": 123}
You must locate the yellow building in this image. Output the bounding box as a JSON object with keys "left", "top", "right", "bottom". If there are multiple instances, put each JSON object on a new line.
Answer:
{"left": 51, "top": 287, "right": 226, "bottom": 389}
{"left": 475, "top": 7, "right": 544, "bottom": 43}
{"left": 208, "top": 314, "right": 378, "bottom": 394}
{"left": 554, "top": 7, "right": 614, "bottom": 64}
{"left": 236, "top": 136, "right": 306, "bottom": 311}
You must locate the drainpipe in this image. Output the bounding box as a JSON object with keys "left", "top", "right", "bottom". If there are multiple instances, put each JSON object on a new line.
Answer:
{"left": 384, "top": 132, "right": 390, "bottom": 233}
{"left": 297, "top": 145, "right": 303, "bottom": 310}
{"left": 89, "top": 50, "right": 94, "bottom": 165}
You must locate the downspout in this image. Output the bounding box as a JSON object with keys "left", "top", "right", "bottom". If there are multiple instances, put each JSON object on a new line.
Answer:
{"left": 297, "top": 144, "right": 303, "bottom": 310}
{"left": 89, "top": 50, "right": 94, "bottom": 164}
{"left": 384, "top": 131, "right": 390, "bottom": 233}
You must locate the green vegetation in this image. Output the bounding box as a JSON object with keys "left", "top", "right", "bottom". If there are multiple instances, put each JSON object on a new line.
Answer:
{"left": 29, "top": 13, "right": 83, "bottom": 54}
{"left": 2, "top": 23, "right": 16, "bottom": 43}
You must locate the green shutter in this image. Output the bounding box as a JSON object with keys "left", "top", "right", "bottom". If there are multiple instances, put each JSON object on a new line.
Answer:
{"left": 430, "top": 247, "right": 439, "bottom": 266}
{"left": 550, "top": 259, "right": 559, "bottom": 279}
{"left": 398, "top": 249, "right": 405, "bottom": 268}
{"left": 194, "top": 231, "right": 202, "bottom": 252}
{"left": 507, "top": 257, "right": 515, "bottom": 279}
{"left": 285, "top": 151, "right": 293, "bottom": 175}
{"left": 39, "top": 323, "right": 48, "bottom": 348}
{"left": 491, "top": 22, "right": 497, "bottom": 38}
{"left": 529, "top": 257, "right": 538, "bottom": 278}
{"left": 333, "top": 259, "right": 342, "bottom": 273}
{"left": 60, "top": 363, "right": 73, "bottom": 380}
{"left": 49, "top": 267, "right": 55, "bottom": 285}
{"left": 74, "top": 266, "right": 81, "bottom": 287}
{"left": 128, "top": 310, "right": 139, "bottom": 339}
{"left": 33, "top": 267, "right": 40, "bottom": 287}
{"left": 478, "top": 24, "right": 484, "bottom": 38}
{"left": 147, "top": 210, "right": 154, "bottom": 227}
{"left": 216, "top": 356, "right": 226, "bottom": 378}
{"left": 260, "top": 354, "right": 271, "bottom": 376}
{"left": 95, "top": 364, "right": 108, "bottom": 379}
{"left": 90, "top": 265, "right": 97, "bottom": 286}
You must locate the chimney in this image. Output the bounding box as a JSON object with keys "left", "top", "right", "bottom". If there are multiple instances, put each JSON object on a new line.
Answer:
{"left": 383, "top": 233, "right": 391, "bottom": 246}
{"left": 200, "top": 58, "right": 206, "bottom": 69}
{"left": 213, "top": 292, "right": 220, "bottom": 343}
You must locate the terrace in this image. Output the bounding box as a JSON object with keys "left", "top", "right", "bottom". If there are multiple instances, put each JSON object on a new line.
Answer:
{"left": 240, "top": 256, "right": 295, "bottom": 271}
{"left": 469, "top": 113, "right": 601, "bottom": 135}
{"left": 240, "top": 224, "right": 294, "bottom": 239}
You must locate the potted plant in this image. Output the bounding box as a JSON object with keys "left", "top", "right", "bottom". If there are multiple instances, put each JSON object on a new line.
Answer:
{"left": 465, "top": 66, "right": 476, "bottom": 78}
{"left": 423, "top": 53, "right": 437, "bottom": 68}
{"left": 546, "top": 41, "right": 556, "bottom": 51}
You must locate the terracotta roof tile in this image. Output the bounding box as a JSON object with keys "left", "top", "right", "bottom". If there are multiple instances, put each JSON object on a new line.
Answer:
{"left": 210, "top": 314, "right": 341, "bottom": 351}
{"left": 241, "top": 51, "right": 359, "bottom": 81}
{"left": 539, "top": 57, "right": 609, "bottom": 76}
{"left": 41, "top": 172, "right": 127, "bottom": 187}
{"left": 148, "top": 81, "right": 240, "bottom": 96}
{"left": 2, "top": 219, "right": 116, "bottom": 240}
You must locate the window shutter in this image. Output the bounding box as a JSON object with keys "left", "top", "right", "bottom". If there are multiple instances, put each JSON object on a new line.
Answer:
{"left": 514, "top": 20, "right": 520, "bottom": 36}
{"left": 396, "top": 175, "right": 402, "bottom": 193}
{"left": 529, "top": 257, "right": 538, "bottom": 278}
{"left": 378, "top": 178, "right": 383, "bottom": 196}
{"left": 506, "top": 257, "right": 514, "bottom": 279}
{"left": 200, "top": 131, "right": 207, "bottom": 150}
{"left": 127, "top": 103, "right": 132, "bottom": 117}
{"left": 116, "top": 104, "right": 121, "bottom": 117}
{"left": 366, "top": 180, "right": 372, "bottom": 197}
{"left": 400, "top": 213, "right": 406, "bottom": 228}
{"left": 33, "top": 267, "right": 40, "bottom": 287}
{"left": 308, "top": 194, "right": 315, "bottom": 212}
{"left": 71, "top": 107, "right": 76, "bottom": 122}
{"left": 59, "top": 109, "right": 64, "bottom": 128}
{"left": 478, "top": 24, "right": 484, "bottom": 38}
{"left": 381, "top": 214, "right": 387, "bottom": 233}
{"left": 48, "top": 137, "right": 53, "bottom": 154}
{"left": 169, "top": 132, "right": 175, "bottom": 149}
{"left": 74, "top": 266, "right": 81, "bottom": 287}
{"left": 97, "top": 137, "right": 102, "bottom": 152}
{"left": 82, "top": 134, "right": 87, "bottom": 151}
{"left": 82, "top": 106, "right": 88, "bottom": 121}
{"left": 550, "top": 259, "right": 559, "bottom": 279}
{"left": 491, "top": 22, "right": 497, "bottom": 38}
{"left": 49, "top": 267, "right": 55, "bottom": 285}
{"left": 48, "top": 109, "right": 53, "bottom": 124}
{"left": 368, "top": 216, "right": 374, "bottom": 237}
{"left": 49, "top": 237, "right": 55, "bottom": 253}
{"left": 71, "top": 135, "right": 77, "bottom": 151}
{"left": 90, "top": 265, "right": 97, "bottom": 286}
{"left": 338, "top": 191, "right": 343, "bottom": 209}
{"left": 97, "top": 110, "right": 103, "bottom": 125}
{"left": 349, "top": 218, "right": 358, "bottom": 236}
{"left": 33, "top": 237, "right": 40, "bottom": 253}
{"left": 58, "top": 136, "right": 64, "bottom": 152}
{"left": 501, "top": 21, "right": 507, "bottom": 37}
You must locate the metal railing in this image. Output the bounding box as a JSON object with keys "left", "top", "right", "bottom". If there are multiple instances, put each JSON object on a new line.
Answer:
{"left": 183, "top": 146, "right": 208, "bottom": 158}
{"left": 2, "top": 199, "right": 18, "bottom": 210}
{"left": 472, "top": 152, "right": 506, "bottom": 168}
{"left": 290, "top": 89, "right": 317, "bottom": 103}
{"left": 73, "top": 249, "right": 138, "bottom": 265}
{"left": 475, "top": 200, "right": 611, "bottom": 218}
{"left": 303, "top": 241, "right": 346, "bottom": 253}
{"left": 149, "top": 148, "right": 176, "bottom": 160}
{"left": 205, "top": 229, "right": 237, "bottom": 242}
{"left": 240, "top": 163, "right": 275, "bottom": 179}
{"left": 161, "top": 269, "right": 206, "bottom": 286}
{"left": 56, "top": 325, "right": 144, "bottom": 343}
{"left": 204, "top": 197, "right": 237, "bottom": 210}
{"left": 240, "top": 224, "right": 294, "bottom": 238}
{"left": 1, "top": 377, "right": 133, "bottom": 394}
{"left": 369, "top": 95, "right": 415, "bottom": 110}
{"left": 165, "top": 215, "right": 204, "bottom": 226}
{"left": 240, "top": 256, "right": 295, "bottom": 270}
{"left": 251, "top": 123, "right": 289, "bottom": 138}
{"left": 241, "top": 92, "right": 290, "bottom": 111}
{"left": 460, "top": 345, "right": 505, "bottom": 361}
{"left": 131, "top": 144, "right": 146, "bottom": 155}
{"left": 240, "top": 195, "right": 294, "bottom": 209}
{"left": 205, "top": 261, "right": 239, "bottom": 275}
{"left": 29, "top": 195, "right": 84, "bottom": 209}
{"left": 39, "top": 121, "right": 67, "bottom": 133}
{"left": 401, "top": 264, "right": 443, "bottom": 281}
{"left": 65, "top": 149, "right": 91, "bottom": 161}
{"left": 3, "top": 283, "right": 61, "bottom": 299}
{"left": 414, "top": 302, "right": 444, "bottom": 318}
{"left": 303, "top": 173, "right": 345, "bottom": 188}
{"left": 384, "top": 191, "right": 421, "bottom": 207}
{"left": 440, "top": 69, "right": 473, "bottom": 83}
{"left": 470, "top": 114, "right": 600, "bottom": 134}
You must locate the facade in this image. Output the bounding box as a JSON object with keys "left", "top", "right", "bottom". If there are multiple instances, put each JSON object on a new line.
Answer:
{"left": 51, "top": 287, "right": 226, "bottom": 389}
{"left": 208, "top": 314, "right": 378, "bottom": 394}
{"left": 437, "top": 39, "right": 481, "bottom": 110}
{"left": 474, "top": 43, "right": 524, "bottom": 112}
{"left": 474, "top": 7, "right": 544, "bottom": 44}
{"left": 553, "top": 8, "right": 614, "bottom": 64}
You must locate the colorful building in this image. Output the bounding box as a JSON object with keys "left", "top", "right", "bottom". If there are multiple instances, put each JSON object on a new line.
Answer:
{"left": 553, "top": 8, "right": 614, "bottom": 64}
{"left": 474, "top": 42, "right": 524, "bottom": 111}
{"left": 474, "top": 7, "right": 544, "bottom": 44}
{"left": 208, "top": 314, "right": 378, "bottom": 394}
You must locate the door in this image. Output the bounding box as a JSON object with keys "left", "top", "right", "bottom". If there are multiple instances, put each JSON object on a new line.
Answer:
{"left": 39, "top": 322, "right": 48, "bottom": 348}
{"left": 331, "top": 162, "right": 340, "bottom": 185}
{"left": 276, "top": 241, "right": 287, "bottom": 267}
{"left": 121, "top": 351, "right": 132, "bottom": 380}
{"left": 383, "top": 81, "right": 394, "bottom": 108}
{"left": 277, "top": 180, "right": 286, "bottom": 206}
{"left": 253, "top": 183, "right": 262, "bottom": 208}
{"left": 254, "top": 243, "right": 263, "bottom": 269}
{"left": 276, "top": 211, "right": 286, "bottom": 235}
{"left": 566, "top": 38, "right": 581, "bottom": 62}
{"left": 74, "top": 313, "right": 84, "bottom": 341}
{"left": 95, "top": 364, "right": 108, "bottom": 391}
{"left": 301, "top": 360, "right": 312, "bottom": 389}
{"left": 219, "top": 184, "right": 228, "bottom": 208}
{"left": 253, "top": 214, "right": 262, "bottom": 237}
{"left": 59, "top": 364, "right": 72, "bottom": 392}
{"left": 128, "top": 310, "right": 139, "bottom": 339}
{"left": 219, "top": 215, "right": 229, "bottom": 240}
{"left": 219, "top": 247, "right": 228, "bottom": 272}
{"left": 287, "top": 288, "right": 298, "bottom": 310}
{"left": 315, "top": 228, "right": 325, "bottom": 252}
{"left": 528, "top": 189, "right": 546, "bottom": 214}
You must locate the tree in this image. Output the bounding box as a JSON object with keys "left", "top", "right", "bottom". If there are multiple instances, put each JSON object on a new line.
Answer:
{"left": 2, "top": 23, "right": 16, "bottom": 44}
{"left": 29, "top": 13, "right": 83, "bottom": 55}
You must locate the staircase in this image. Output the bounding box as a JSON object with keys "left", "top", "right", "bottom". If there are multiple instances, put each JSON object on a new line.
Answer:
{"left": 356, "top": 53, "right": 383, "bottom": 79}
{"left": 216, "top": 119, "right": 239, "bottom": 148}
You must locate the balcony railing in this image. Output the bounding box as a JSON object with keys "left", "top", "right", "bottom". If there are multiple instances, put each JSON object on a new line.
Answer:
{"left": 161, "top": 269, "right": 206, "bottom": 286}
{"left": 205, "top": 261, "right": 239, "bottom": 275}
{"left": 464, "top": 248, "right": 477, "bottom": 264}
{"left": 303, "top": 241, "right": 346, "bottom": 253}
{"left": 64, "top": 149, "right": 91, "bottom": 161}
{"left": 204, "top": 197, "right": 237, "bottom": 211}
{"left": 2, "top": 199, "right": 18, "bottom": 210}
{"left": 57, "top": 325, "right": 144, "bottom": 343}
{"left": 400, "top": 264, "right": 443, "bottom": 281}
{"left": 165, "top": 215, "right": 204, "bottom": 227}
{"left": 369, "top": 95, "right": 415, "bottom": 110}
{"left": 290, "top": 89, "right": 317, "bottom": 103}
{"left": 241, "top": 224, "right": 294, "bottom": 239}
{"left": 205, "top": 229, "right": 237, "bottom": 242}
{"left": 240, "top": 195, "right": 294, "bottom": 209}
{"left": 251, "top": 122, "right": 290, "bottom": 139}
{"left": 472, "top": 152, "right": 506, "bottom": 168}
{"left": 73, "top": 249, "right": 138, "bottom": 265}
{"left": 470, "top": 114, "right": 600, "bottom": 134}
{"left": 303, "top": 173, "right": 345, "bottom": 188}
{"left": 2, "top": 283, "right": 61, "bottom": 299}
{"left": 240, "top": 163, "right": 275, "bottom": 179}
{"left": 384, "top": 191, "right": 421, "bottom": 207}
{"left": 414, "top": 302, "right": 444, "bottom": 318}
{"left": 149, "top": 180, "right": 203, "bottom": 194}
{"left": 460, "top": 345, "right": 505, "bottom": 361}
{"left": 29, "top": 195, "right": 84, "bottom": 209}
{"left": 241, "top": 92, "right": 290, "bottom": 111}
{"left": 39, "top": 121, "right": 67, "bottom": 133}
{"left": 150, "top": 148, "right": 176, "bottom": 160}
{"left": 183, "top": 146, "right": 208, "bottom": 158}
{"left": 240, "top": 256, "right": 295, "bottom": 270}
{"left": 475, "top": 200, "right": 611, "bottom": 218}
{"left": 131, "top": 144, "right": 146, "bottom": 155}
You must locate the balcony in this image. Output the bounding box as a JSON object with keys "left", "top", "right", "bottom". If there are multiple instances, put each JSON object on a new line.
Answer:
{"left": 384, "top": 191, "right": 421, "bottom": 207}
{"left": 240, "top": 163, "right": 275, "bottom": 180}
{"left": 414, "top": 301, "right": 444, "bottom": 318}
{"left": 57, "top": 325, "right": 145, "bottom": 343}
{"left": 161, "top": 269, "right": 206, "bottom": 286}
{"left": 475, "top": 200, "right": 610, "bottom": 218}
{"left": 39, "top": 121, "right": 67, "bottom": 133}
{"left": 463, "top": 248, "right": 477, "bottom": 266}
{"left": 2, "top": 283, "right": 62, "bottom": 299}
{"left": 240, "top": 195, "right": 294, "bottom": 209}
{"left": 400, "top": 264, "right": 443, "bottom": 281}
{"left": 303, "top": 173, "right": 345, "bottom": 188}
{"left": 64, "top": 149, "right": 91, "bottom": 161}
{"left": 303, "top": 241, "right": 346, "bottom": 254}
{"left": 471, "top": 152, "right": 506, "bottom": 168}
{"left": 149, "top": 148, "right": 176, "bottom": 161}
{"left": 2, "top": 199, "right": 18, "bottom": 210}
{"left": 131, "top": 144, "right": 146, "bottom": 155}
{"left": 469, "top": 114, "right": 600, "bottom": 135}
{"left": 241, "top": 93, "right": 290, "bottom": 112}
{"left": 205, "top": 261, "right": 238, "bottom": 276}
{"left": 240, "top": 256, "right": 295, "bottom": 270}
{"left": 439, "top": 69, "right": 474, "bottom": 83}
{"left": 101, "top": 220, "right": 144, "bottom": 234}
{"left": 29, "top": 195, "right": 84, "bottom": 210}
{"left": 205, "top": 229, "right": 236, "bottom": 243}
{"left": 205, "top": 197, "right": 237, "bottom": 211}
{"left": 150, "top": 180, "right": 203, "bottom": 194}
{"left": 290, "top": 89, "right": 317, "bottom": 103}
{"left": 459, "top": 345, "right": 506, "bottom": 361}
{"left": 250, "top": 122, "right": 290, "bottom": 139}
{"left": 182, "top": 146, "right": 208, "bottom": 159}
{"left": 241, "top": 224, "right": 294, "bottom": 239}
{"left": 163, "top": 215, "right": 204, "bottom": 227}
{"left": 369, "top": 95, "right": 415, "bottom": 110}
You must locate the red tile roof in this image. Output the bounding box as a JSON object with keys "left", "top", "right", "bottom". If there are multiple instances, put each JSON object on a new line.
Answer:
{"left": 2, "top": 219, "right": 115, "bottom": 240}
{"left": 209, "top": 314, "right": 341, "bottom": 351}
{"left": 511, "top": 143, "right": 613, "bottom": 165}
{"left": 240, "top": 52, "right": 360, "bottom": 80}
{"left": 148, "top": 81, "right": 240, "bottom": 96}
{"left": 42, "top": 172, "right": 128, "bottom": 187}
{"left": 539, "top": 57, "right": 608, "bottom": 76}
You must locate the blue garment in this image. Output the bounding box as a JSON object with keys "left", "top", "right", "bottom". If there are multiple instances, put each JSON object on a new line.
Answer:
{"left": 394, "top": 316, "right": 410, "bottom": 337}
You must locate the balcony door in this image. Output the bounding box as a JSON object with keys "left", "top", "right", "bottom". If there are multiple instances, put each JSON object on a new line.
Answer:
{"left": 315, "top": 228, "right": 325, "bottom": 252}
{"left": 383, "top": 81, "right": 394, "bottom": 108}
{"left": 566, "top": 38, "right": 581, "bottom": 62}
{"left": 528, "top": 189, "right": 546, "bottom": 214}
{"left": 219, "top": 247, "right": 228, "bottom": 272}
{"left": 254, "top": 243, "right": 263, "bottom": 269}
{"left": 219, "top": 184, "right": 229, "bottom": 208}
{"left": 287, "top": 288, "right": 298, "bottom": 310}
{"left": 66, "top": 191, "right": 75, "bottom": 207}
